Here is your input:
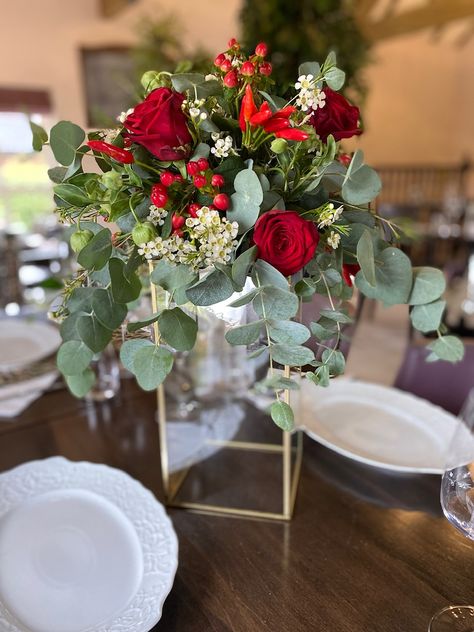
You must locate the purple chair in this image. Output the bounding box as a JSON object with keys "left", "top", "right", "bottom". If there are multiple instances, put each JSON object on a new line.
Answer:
{"left": 394, "top": 341, "right": 474, "bottom": 415}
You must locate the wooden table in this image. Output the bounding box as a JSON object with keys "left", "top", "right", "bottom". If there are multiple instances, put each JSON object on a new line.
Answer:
{"left": 0, "top": 379, "right": 472, "bottom": 632}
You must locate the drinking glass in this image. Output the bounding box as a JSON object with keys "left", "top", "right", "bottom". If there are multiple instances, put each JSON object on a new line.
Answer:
{"left": 429, "top": 392, "right": 474, "bottom": 630}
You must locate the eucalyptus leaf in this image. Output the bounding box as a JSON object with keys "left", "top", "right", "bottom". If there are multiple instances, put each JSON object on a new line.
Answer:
{"left": 92, "top": 288, "right": 127, "bottom": 331}
{"left": 77, "top": 313, "right": 112, "bottom": 353}
{"left": 77, "top": 229, "right": 112, "bottom": 271}
{"left": 322, "top": 348, "right": 345, "bottom": 375}
{"left": 151, "top": 260, "right": 197, "bottom": 292}
{"left": 268, "top": 320, "right": 310, "bottom": 345}
{"left": 298, "top": 61, "right": 321, "bottom": 78}
{"left": 225, "top": 320, "right": 264, "bottom": 346}
{"left": 127, "top": 313, "right": 161, "bottom": 333}
{"left": 229, "top": 169, "right": 264, "bottom": 234}
{"left": 342, "top": 150, "right": 381, "bottom": 205}
{"left": 30, "top": 121, "right": 48, "bottom": 151}
{"left": 158, "top": 307, "right": 198, "bottom": 351}
{"left": 271, "top": 344, "right": 314, "bottom": 367}
{"left": 427, "top": 335, "right": 464, "bottom": 363}
{"left": 186, "top": 269, "right": 234, "bottom": 306}
{"left": 410, "top": 300, "right": 446, "bottom": 333}
{"left": 253, "top": 287, "right": 299, "bottom": 320}
{"left": 270, "top": 400, "right": 294, "bottom": 431}
{"left": 49, "top": 121, "right": 85, "bottom": 166}
{"left": 355, "top": 248, "right": 413, "bottom": 306}
{"left": 232, "top": 245, "right": 257, "bottom": 288}
{"left": 57, "top": 340, "right": 93, "bottom": 376}
{"left": 120, "top": 338, "right": 153, "bottom": 372}
{"left": 319, "top": 309, "right": 353, "bottom": 324}
{"left": 66, "top": 287, "right": 94, "bottom": 313}
{"left": 357, "top": 229, "right": 376, "bottom": 287}
{"left": 252, "top": 259, "right": 288, "bottom": 290}
{"left": 408, "top": 267, "right": 446, "bottom": 306}
{"left": 66, "top": 369, "right": 95, "bottom": 398}
{"left": 324, "top": 67, "right": 345, "bottom": 90}
{"left": 228, "top": 288, "right": 261, "bottom": 308}
{"left": 54, "top": 184, "right": 90, "bottom": 208}
{"left": 109, "top": 258, "right": 142, "bottom": 304}
{"left": 133, "top": 344, "right": 174, "bottom": 391}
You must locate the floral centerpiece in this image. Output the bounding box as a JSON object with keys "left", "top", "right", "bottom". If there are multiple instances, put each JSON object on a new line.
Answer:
{"left": 32, "top": 37, "right": 463, "bottom": 430}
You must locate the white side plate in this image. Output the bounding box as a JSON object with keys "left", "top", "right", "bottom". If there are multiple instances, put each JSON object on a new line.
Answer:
{"left": 0, "top": 458, "right": 178, "bottom": 632}
{"left": 298, "top": 379, "right": 458, "bottom": 473}
{"left": 0, "top": 320, "right": 61, "bottom": 372}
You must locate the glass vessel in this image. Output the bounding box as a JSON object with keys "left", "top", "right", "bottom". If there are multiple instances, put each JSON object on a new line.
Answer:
{"left": 429, "top": 392, "right": 474, "bottom": 630}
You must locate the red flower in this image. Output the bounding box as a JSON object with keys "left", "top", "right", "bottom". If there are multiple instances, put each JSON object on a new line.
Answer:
{"left": 87, "top": 140, "right": 134, "bottom": 164}
{"left": 275, "top": 128, "right": 309, "bottom": 141}
{"left": 239, "top": 84, "right": 257, "bottom": 131}
{"left": 342, "top": 264, "right": 361, "bottom": 287}
{"left": 253, "top": 210, "right": 319, "bottom": 277}
{"left": 123, "top": 88, "right": 192, "bottom": 161}
{"left": 310, "top": 88, "right": 362, "bottom": 142}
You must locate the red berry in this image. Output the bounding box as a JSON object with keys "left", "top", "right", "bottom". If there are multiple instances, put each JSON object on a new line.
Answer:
{"left": 197, "top": 157, "right": 209, "bottom": 172}
{"left": 240, "top": 61, "right": 255, "bottom": 77}
{"left": 255, "top": 42, "right": 268, "bottom": 57}
{"left": 223, "top": 70, "right": 239, "bottom": 88}
{"left": 228, "top": 38, "right": 239, "bottom": 49}
{"left": 160, "top": 171, "right": 175, "bottom": 187}
{"left": 259, "top": 62, "right": 273, "bottom": 76}
{"left": 220, "top": 59, "right": 232, "bottom": 73}
{"left": 186, "top": 161, "right": 199, "bottom": 176}
{"left": 151, "top": 184, "right": 168, "bottom": 207}
{"left": 171, "top": 214, "right": 185, "bottom": 230}
{"left": 174, "top": 228, "right": 184, "bottom": 238}
{"left": 211, "top": 174, "right": 225, "bottom": 188}
{"left": 339, "top": 153, "right": 352, "bottom": 167}
{"left": 214, "top": 53, "right": 226, "bottom": 67}
{"left": 213, "top": 193, "right": 230, "bottom": 211}
{"left": 173, "top": 174, "right": 184, "bottom": 183}
{"left": 193, "top": 175, "right": 207, "bottom": 188}
{"left": 188, "top": 203, "right": 200, "bottom": 218}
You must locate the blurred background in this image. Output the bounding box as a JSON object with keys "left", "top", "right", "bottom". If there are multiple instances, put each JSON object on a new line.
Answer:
{"left": 1, "top": 0, "right": 474, "bottom": 412}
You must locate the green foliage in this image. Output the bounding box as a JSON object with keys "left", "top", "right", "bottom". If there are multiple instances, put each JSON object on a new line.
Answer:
{"left": 30, "top": 122, "right": 48, "bottom": 152}
{"left": 132, "top": 344, "right": 174, "bottom": 391}
{"left": 427, "top": 336, "right": 465, "bottom": 363}
{"left": 342, "top": 151, "right": 382, "bottom": 205}
{"left": 49, "top": 121, "right": 85, "bottom": 166}
{"left": 77, "top": 229, "right": 112, "bottom": 271}
{"left": 229, "top": 169, "right": 264, "bottom": 233}
{"left": 270, "top": 400, "right": 294, "bottom": 431}
{"left": 158, "top": 308, "right": 198, "bottom": 351}
{"left": 186, "top": 269, "right": 234, "bottom": 306}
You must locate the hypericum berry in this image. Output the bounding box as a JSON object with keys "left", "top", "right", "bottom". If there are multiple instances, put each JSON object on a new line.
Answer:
{"left": 255, "top": 42, "right": 268, "bottom": 57}
{"left": 220, "top": 59, "right": 232, "bottom": 73}
{"left": 160, "top": 171, "right": 175, "bottom": 187}
{"left": 197, "top": 157, "right": 209, "bottom": 172}
{"left": 174, "top": 228, "right": 184, "bottom": 238}
{"left": 339, "top": 153, "right": 352, "bottom": 167}
{"left": 186, "top": 161, "right": 199, "bottom": 176}
{"left": 259, "top": 62, "right": 273, "bottom": 76}
{"left": 213, "top": 193, "right": 230, "bottom": 211}
{"left": 70, "top": 229, "right": 94, "bottom": 253}
{"left": 132, "top": 221, "right": 156, "bottom": 246}
{"left": 240, "top": 61, "right": 255, "bottom": 77}
{"left": 171, "top": 214, "right": 185, "bottom": 230}
{"left": 228, "top": 38, "right": 239, "bottom": 49}
{"left": 173, "top": 174, "right": 184, "bottom": 183}
{"left": 193, "top": 175, "right": 207, "bottom": 188}
{"left": 188, "top": 203, "right": 200, "bottom": 218}
{"left": 151, "top": 184, "right": 168, "bottom": 207}
{"left": 211, "top": 174, "right": 225, "bottom": 188}
{"left": 223, "top": 70, "right": 239, "bottom": 88}
{"left": 214, "top": 53, "right": 226, "bottom": 67}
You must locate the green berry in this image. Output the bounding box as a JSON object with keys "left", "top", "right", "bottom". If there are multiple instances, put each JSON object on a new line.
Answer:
{"left": 270, "top": 138, "right": 288, "bottom": 154}
{"left": 132, "top": 221, "right": 156, "bottom": 246}
{"left": 70, "top": 229, "right": 94, "bottom": 253}
{"left": 100, "top": 170, "right": 122, "bottom": 190}
{"left": 141, "top": 71, "right": 161, "bottom": 93}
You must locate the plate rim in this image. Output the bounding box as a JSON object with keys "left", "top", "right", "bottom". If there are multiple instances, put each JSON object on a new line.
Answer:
{"left": 0, "top": 457, "right": 178, "bottom": 632}
{"left": 299, "top": 379, "right": 457, "bottom": 474}
{"left": 0, "top": 320, "right": 61, "bottom": 372}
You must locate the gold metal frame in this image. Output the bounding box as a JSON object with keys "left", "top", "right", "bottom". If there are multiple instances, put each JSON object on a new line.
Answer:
{"left": 149, "top": 270, "right": 303, "bottom": 521}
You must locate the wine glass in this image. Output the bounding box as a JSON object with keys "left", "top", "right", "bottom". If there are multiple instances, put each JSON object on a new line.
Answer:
{"left": 429, "top": 391, "right": 474, "bottom": 631}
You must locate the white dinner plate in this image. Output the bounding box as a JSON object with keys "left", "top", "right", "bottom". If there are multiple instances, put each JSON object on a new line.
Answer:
{"left": 0, "top": 457, "right": 178, "bottom": 632}
{"left": 299, "top": 379, "right": 458, "bottom": 473}
{"left": 0, "top": 319, "right": 61, "bottom": 372}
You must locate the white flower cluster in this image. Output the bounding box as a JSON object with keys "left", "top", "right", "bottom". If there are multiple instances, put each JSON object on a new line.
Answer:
{"left": 182, "top": 97, "right": 208, "bottom": 120}
{"left": 211, "top": 132, "right": 234, "bottom": 158}
{"left": 118, "top": 107, "right": 134, "bottom": 123}
{"left": 147, "top": 205, "right": 168, "bottom": 227}
{"left": 138, "top": 206, "right": 239, "bottom": 268}
{"left": 295, "top": 74, "right": 326, "bottom": 112}
{"left": 327, "top": 231, "right": 341, "bottom": 250}
{"left": 318, "top": 203, "right": 344, "bottom": 228}
{"left": 102, "top": 129, "right": 120, "bottom": 143}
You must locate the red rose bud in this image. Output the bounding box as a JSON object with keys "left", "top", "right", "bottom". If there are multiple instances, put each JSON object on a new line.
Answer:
{"left": 253, "top": 210, "right": 319, "bottom": 277}
{"left": 122, "top": 87, "right": 192, "bottom": 161}
{"left": 339, "top": 153, "right": 352, "bottom": 167}
{"left": 259, "top": 62, "right": 273, "bottom": 76}
{"left": 87, "top": 140, "right": 134, "bottom": 164}
{"left": 214, "top": 53, "right": 226, "bottom": 67}
{"left": 255, "top": 42, "right": 268, "bottom": 57}
{"left": 193, "top": 175, "right": 207, "bottom": 188}
{"left": 223, "top": 70, "right": 239, "bottom": 88}
{"left": 310, "top": 88, "right": 362, "bottom": 142}
{"left": 197, "top": 157, "right": 209, "bottom": 172}
{"left": 211, "top": 174, "right": 225, "bottom": 187}
{"left": 342, "top": 264, "right": 361, "bottom": 287}
{"left": 160, "top": 171, "right": 175, "bottom": 187}
{"left": 220, "top": 59, "right": 232, "bottom": 73}
{"left": 186, "top": 161, "right": 199, "bottom": 176}
{"left": 213, "top": 193, "right": 230, "bottom": 211}
{"left": 188, "top": 203, "right": 200, "bottom": 217}
{"left": 275, "top": 128, "right": 310, "bottom": 141}
{"left": 239, "top": 84, "right": 257, "bottom": 131}
{"left": 240, "top": 61, "right": 255, "bottom": 77}
{"left": 171, "top": 214, "right": 185, "bottom": 230}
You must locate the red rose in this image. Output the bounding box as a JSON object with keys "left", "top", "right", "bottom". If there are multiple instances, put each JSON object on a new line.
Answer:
{"left": 123, "top": 88, "right": 192, "bottom": 161}
{"left": 310, "top": 88, "right": 362, "bottom": 142}
{"left": 253, "top": 210, "right": 319, "bottom": 277}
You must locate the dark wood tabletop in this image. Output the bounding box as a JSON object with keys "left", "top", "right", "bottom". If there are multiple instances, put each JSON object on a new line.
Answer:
{"left": 0, "top": 378, "right": 473, "bottom": 632}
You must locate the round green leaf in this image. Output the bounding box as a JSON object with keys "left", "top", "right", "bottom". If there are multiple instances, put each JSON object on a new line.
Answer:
{"left": 119, "top": 339, "right": 153, "bottom": 372}
{"left": 158, "top": 307, "right": 198, "bottom": 351}
{"left": 268, "top": 320, "right": 310, "bottom": 345}
{"left": 77, "top": 313, "right": 112, "bottom": 353}
{"left": 229, "top": 169, "right": 264, "bottom": 234}
{"left": 427, "top": 336, "right": 464, "bottom": 363}
{"left": 252, "top": 259, "right": 288, "bottom": 290}
{"left": 186, "top": 269, "right": 234, "bottom": 306}
{"left": 133, "top": 345, "right": 174, "bottom": 391}
{"left": 270, "top": 400, "right": 294, "bottom": 431}
{"left": 408, "top": 267, "right": 446, "bottom": 306}
{"left": 66, "top": 368, "right": 95, "bottom": 398}
{"left": 50, "top": 121, "right": 85, "bottom": 166}
{"left": 410, "top": 300, "right": 446, "bottom": 333}
{"left": 355, "top": 248, "right": 413, "bottom": 306}
{"left": 92, "top": 288, "right": 127, "bottom": 331}
{"left": 77, "top": 229, "right": 112, "bottom": 271}
{"left": 109, "top": 258, "right": 142, "bottom": 303}
{"left": 225, "top": 320, "right": 264, "bottom": 346}
{"left": 253, "top": 287, "right": 299, "bottom": 320}
{"left": 57, "top": 340, "right": 93, "bottom": 376}
{"left": 271, "top": 344, "right": 314, "bottom": 367}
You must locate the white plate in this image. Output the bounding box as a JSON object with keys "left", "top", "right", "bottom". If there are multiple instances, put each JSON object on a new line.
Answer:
{"left": 299, "top": 379, "right": 458, "bottom": 473}
{"left": 0, "top": 320, "right": 61, "bottom": 372}
{"left": 0, "top": 457, "right": 178, "bottom": 632}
